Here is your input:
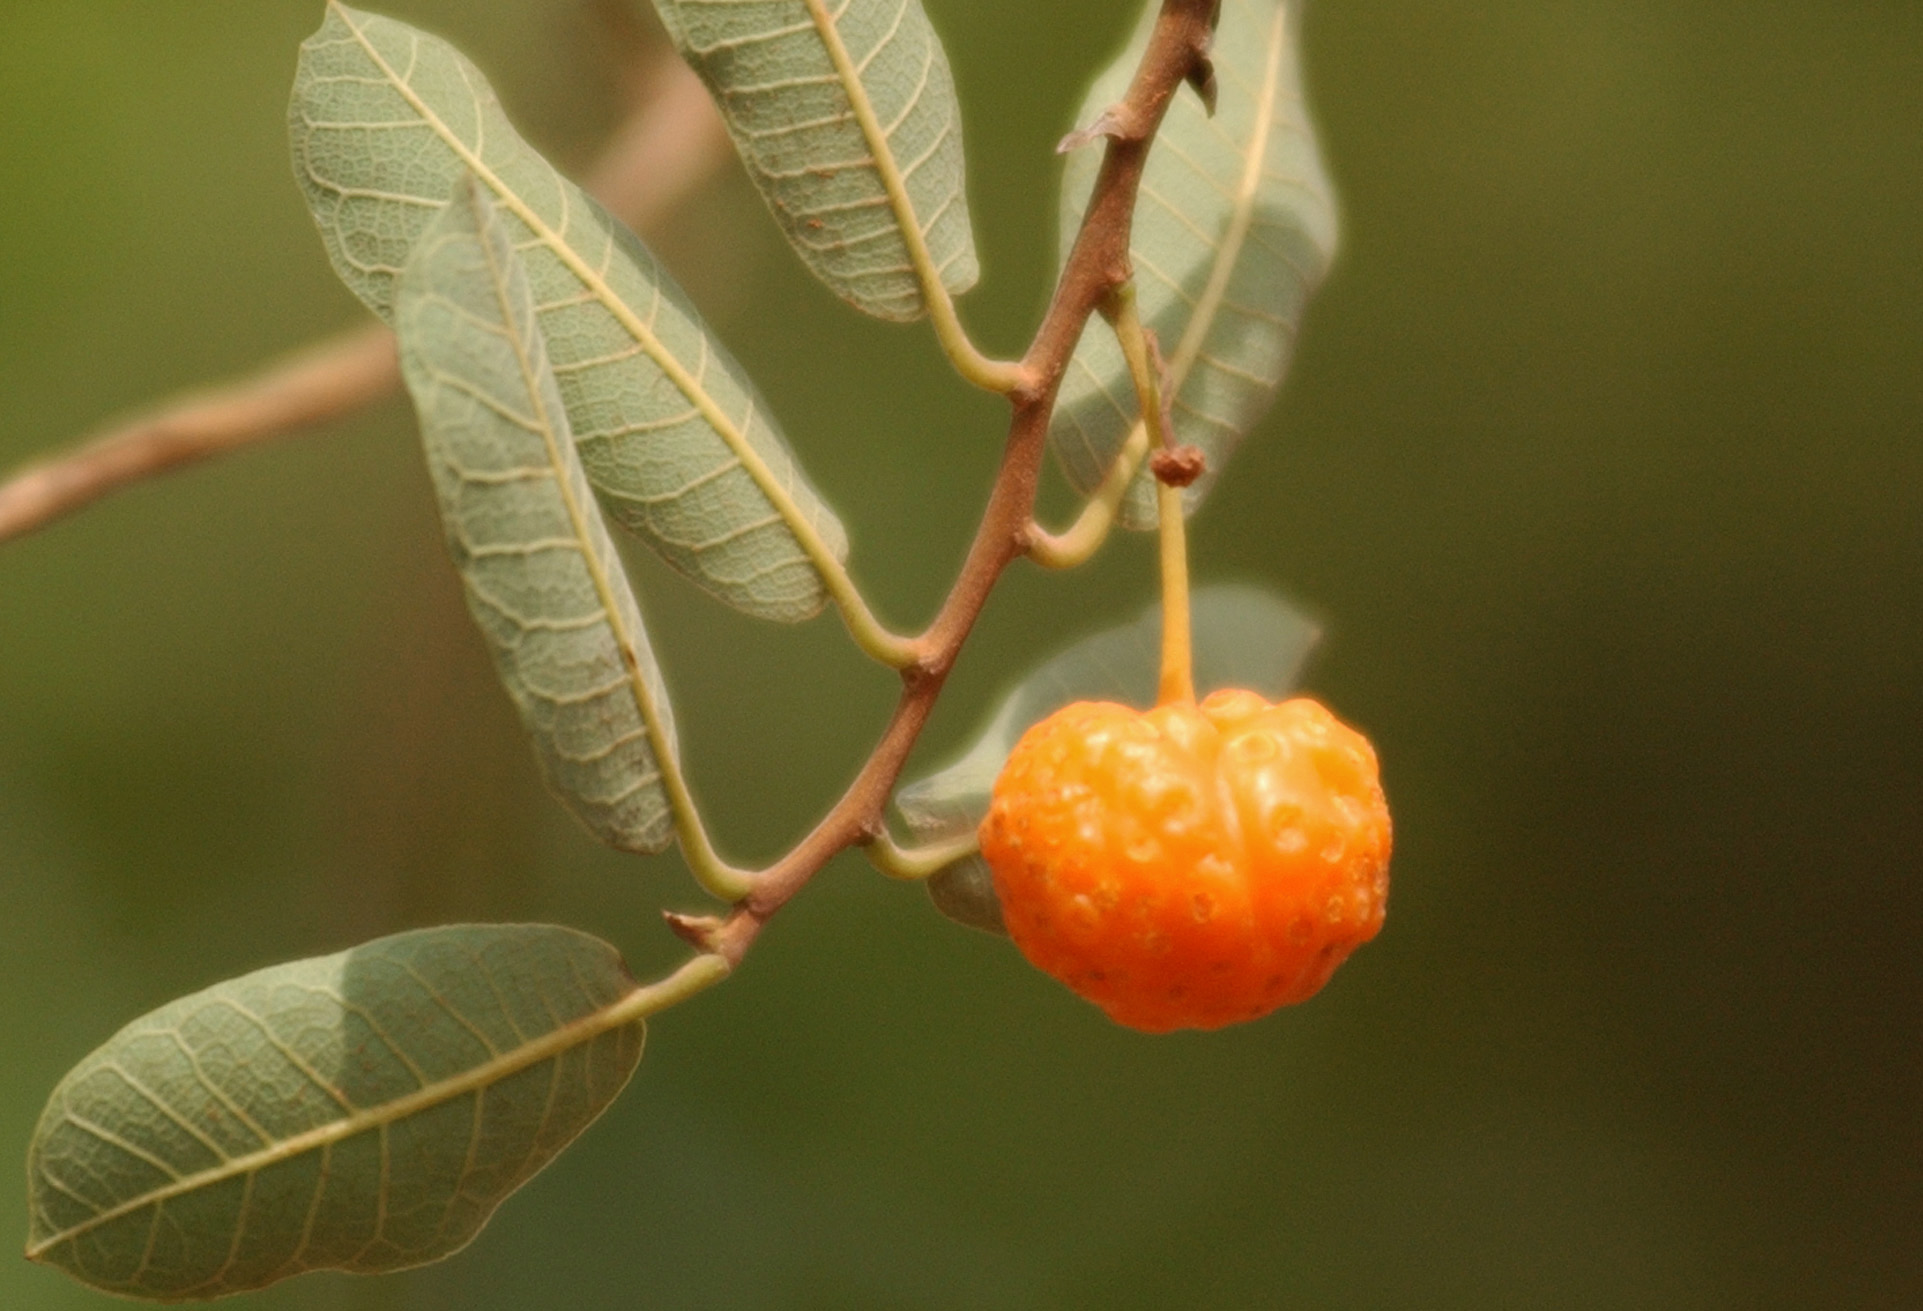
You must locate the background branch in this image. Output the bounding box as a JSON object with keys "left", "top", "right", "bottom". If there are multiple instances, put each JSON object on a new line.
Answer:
{"left": 0, "top": 45, "right": 730, "bottom": 548}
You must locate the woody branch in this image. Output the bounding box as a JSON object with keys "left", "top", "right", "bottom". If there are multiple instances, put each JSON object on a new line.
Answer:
{"left": 669, "top": 0, "right": 1220, "bottom": 967}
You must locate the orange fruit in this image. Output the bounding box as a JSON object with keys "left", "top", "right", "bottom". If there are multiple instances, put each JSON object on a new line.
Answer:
{"left": 979, "top": 690, "right": 1390, "bottom": 1032}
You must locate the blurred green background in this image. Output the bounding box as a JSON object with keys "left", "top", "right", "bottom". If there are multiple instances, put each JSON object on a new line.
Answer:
{"left": 2, "top": 0, "right": 1918, "bottom": 1306}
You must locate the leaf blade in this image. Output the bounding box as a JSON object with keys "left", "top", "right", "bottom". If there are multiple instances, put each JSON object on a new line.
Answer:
{"left": 291, "top": 2, "right": 850, "bottom": 622}
{"left": 1052, "top": 0, "right": 1339, "bottom": 528}
{"left": 656, "top": 0, "right": 979, "bottom": 321}
{"left": 26, "top": 925, "right": 665, "bottom": 1301}
{"left": 398, "top": 176, "right": 680, "bottom": 854}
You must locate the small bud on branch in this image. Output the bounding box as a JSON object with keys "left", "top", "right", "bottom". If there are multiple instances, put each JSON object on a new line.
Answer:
{"left": 1150, "top": 445, "right": 1208, "bottom": 488}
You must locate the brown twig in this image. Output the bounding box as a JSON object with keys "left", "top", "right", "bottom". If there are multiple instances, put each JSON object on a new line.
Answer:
{"left": 0, "top": 328, "right": 403, "bottom": 544}
{"left": 0, "top": 50, "right": 729, "bottom": 547}
{"left": 673, "top": 0, "right": 1220, "bottom": 967}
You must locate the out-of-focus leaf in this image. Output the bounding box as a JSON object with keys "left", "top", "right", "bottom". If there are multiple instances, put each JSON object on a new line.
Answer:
{"left": 27, "top": 925, "right": 649, "bottom": 1301}
{"left": 923, "top": 854, "right": 1008, "bottom": 936}
{"left": 399, "top": 177, "right": 677, "bottom": 853}
{"left": 1052, "top": 0, "right": 1338, "bottom": 528}
{"left": 291, "top": 3, "right": 848, "bottom": 622}
{"left": 655, "top": 0, "right": 979, "bottom": 322}
{"left": 898, "top": 585, "right": 1320, "bottom": 933}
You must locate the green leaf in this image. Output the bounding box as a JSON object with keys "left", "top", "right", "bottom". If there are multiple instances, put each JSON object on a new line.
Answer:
{"left": 25, "top": 925, "right": 667, "bottom": 1301}
{"left": 398, "top": 176, "right": 679, "bottom": 854}
{"left": 922, "top": 854, "right": 1008, "bottom": 937}
{"left": 897, "top": 585, "right": 1320, "bottom": 933}
{"left": 1052, "top": 0, "right": 1339, "bottom": 528}
{"left": 655, "top": 0, "right": 979, "bottom": 322}
{"left": 291, "top": 2, "right": 849, "bottom": 623}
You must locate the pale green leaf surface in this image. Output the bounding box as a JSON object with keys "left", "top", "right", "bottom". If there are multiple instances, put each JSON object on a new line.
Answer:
{"left": 656, "top": 0, "right": 979, "bottom": 321}
{"left": 26, "top": 925, "right": 647, "bottom": 1301}
{"left": 897, "top": 585, "right": 1320, "bottom": 933}
{"left": 1052, "top": 0, "right": 1338, "bottom": 528}
{"left": 923, "top": 854, "right": 1007, "bottom": 936}
{"left": 399, "top": 179, "right": 677, "bottom": 854}
{"left": 291, "top": 3, "right": 848, "bottom": 621}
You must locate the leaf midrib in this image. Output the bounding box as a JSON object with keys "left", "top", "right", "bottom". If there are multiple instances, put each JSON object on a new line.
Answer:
{"left": 800, "top": 0, "right": 944, "bottom": 309}
{"left": 27, "top": 970, "right": 664, "bottom": 1257}
{"left": 466, "top": 179, "right": 683, "bottom": 854}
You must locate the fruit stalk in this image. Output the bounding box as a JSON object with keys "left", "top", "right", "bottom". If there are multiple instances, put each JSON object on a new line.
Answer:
{"left": 1156, "top": 478, "right": 1194, "bottom": 706}
{"left": 1108, "top": 284, "right": 1197, "bottom": 706}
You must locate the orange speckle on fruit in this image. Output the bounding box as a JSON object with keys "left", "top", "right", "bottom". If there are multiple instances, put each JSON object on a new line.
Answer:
{"left": 979, "top": 691, "right": 1391, "bottom": 1033}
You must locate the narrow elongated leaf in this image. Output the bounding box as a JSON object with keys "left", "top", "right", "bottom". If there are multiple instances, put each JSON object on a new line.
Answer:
{"left": 897, "top": 585, "right": 1320, "bottom": 932}
{"left": 27, "top": 925, "right": 651, "bottom": 1301}
{"left": 399, "top": 177, "right": 677, "bottom": 854}
{"left": 1052, "top": 0, "right": 1339, "bottom": 528}
{"left": 655, "top": 0, "right": 979, "bottom": 321}
{"left": 292, "top": 2, "right": 849, "bottom": 622}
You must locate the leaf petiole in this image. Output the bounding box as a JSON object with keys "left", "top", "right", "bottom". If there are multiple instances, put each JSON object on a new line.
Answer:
{"left": 796, "top": 0, "right": 1025, "bottom": 396}
{"left": 1108, "top": 286, "right": 1195, "bottom": 705}
{"left": 659, "top": 768, "right": 759, "bottom": 904}
{"left": 864, "top": 831, "right": 981, "bottom": 881}
{"left": 826, "top": 577, "right": 921, "bottom": 670}
{"left": 1025, "top": 418, "right": 1150, "bottom": 570}
{"left": 1155, "top": 476, "right": 1196, "bottom": 706}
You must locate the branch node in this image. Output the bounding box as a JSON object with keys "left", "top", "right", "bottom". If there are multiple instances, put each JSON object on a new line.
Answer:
{"left": 663, "top": 911, "right": 728, "bottom": 953}
{"left": 1057, "top": 103, "right": 1152, "bottom": 154}
{"left": 1007, "top": 370, "right": 1049, "bottom": 409}
{"left": 1186, "top": 56, "right": 1219, "bottom": 117}
{"left": 904, "top": 649, "right": 947, "bottom": 689}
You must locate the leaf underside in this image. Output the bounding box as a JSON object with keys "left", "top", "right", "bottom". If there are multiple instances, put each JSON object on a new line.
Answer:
{"left": 898, "top": 585, "right": 1321, "bottom": 933}
{"left": 292, "top": 2, "right": 848, "bottom": 622}
{"left": 1052, "top": 0, "right": 1339, "bottom": 529}
{"left": 27, "top": 925, "right": 646, "bottom": 1302}
{"left": 656, "top": 0, "right": 979, "bottom": 322}
{"left": 399, "top": 178, "right": 678, "bottom": 854}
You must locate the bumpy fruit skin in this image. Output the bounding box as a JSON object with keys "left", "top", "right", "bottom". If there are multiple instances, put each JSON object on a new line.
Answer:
{"left": 980, "top": 690, "right": 1390, "bottom": 1032}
